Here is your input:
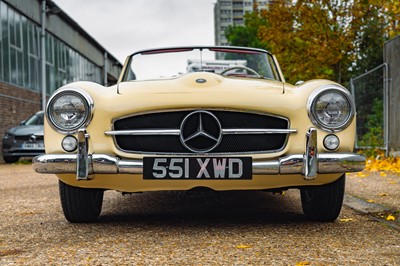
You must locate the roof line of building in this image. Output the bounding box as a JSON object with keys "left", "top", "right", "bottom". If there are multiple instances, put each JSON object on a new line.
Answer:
{"left": 3, "top": 0, "right": 122, "bottom": 66}
{"left": 45, "top": 0, "right": 121, "bottom": 65}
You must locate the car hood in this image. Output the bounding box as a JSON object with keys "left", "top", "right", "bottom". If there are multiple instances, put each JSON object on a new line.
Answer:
{"left": 7, "top": 125, "right": 44, "bottom": 136}
{"left": 117, "top": 72, "right": 285, "bottom": 95}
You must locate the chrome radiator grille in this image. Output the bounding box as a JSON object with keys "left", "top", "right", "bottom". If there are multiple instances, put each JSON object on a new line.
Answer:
{"left": 107, "top": 110, "right": 294, "bottom": 154}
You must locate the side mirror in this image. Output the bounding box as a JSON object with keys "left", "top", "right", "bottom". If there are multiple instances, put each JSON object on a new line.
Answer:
{"left": 295, "top": 80, "right": 304, "bottom": 86}
{"left": 20, "top": 120, "right": 26, "bottom": 125}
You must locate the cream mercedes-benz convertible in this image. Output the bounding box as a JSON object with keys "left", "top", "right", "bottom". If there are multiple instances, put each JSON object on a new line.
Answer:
{"left": 33, "top": 46, "right": 365, "bottom": 223}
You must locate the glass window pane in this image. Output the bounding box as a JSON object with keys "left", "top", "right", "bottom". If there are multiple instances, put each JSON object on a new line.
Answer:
{"left": 29, "top": 24, "right": 40, "bottom": 56}
{"left": 0, "top": 44, "right": 2, "bottom": 82}
{"left": 9, "top": 9, "right": 15, "bottom": 46}
{"left": 46, "top": 34, "right": 53, "bottom": 63}
{"left": 28, "top": 23, "right": 33, "bottom": 53}
{"left": 0, "top": 2, "right": 2, "bottom": 82}
{"left": 22, "top": 16, "right": 28, "bottom": 87}
{"left": 46, "top": 64, "right": 55, "bottom": 94}
{"left": 10, "top": 47, "right": 16, "bottom": 84}
{"left": 17, "top": 51, "right": 23, "bottom": 86}
{"left": 1, "top": 2, "right": 9, "bottom": 82}
{"left": 15, "top": 13, "right": 21, "bottom": 48}
{"left": 32, "top": 58, "right": 37, "bottom": 89}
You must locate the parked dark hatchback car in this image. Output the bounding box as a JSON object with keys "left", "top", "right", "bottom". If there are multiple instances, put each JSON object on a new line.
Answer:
{"left": 2, "top": 111, "right": 45, "bottom": 163}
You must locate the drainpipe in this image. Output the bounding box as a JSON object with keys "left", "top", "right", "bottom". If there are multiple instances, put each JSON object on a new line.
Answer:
{"left": 40, "top": 0, "right": 47, "bottom": 111}
{"left": 104, "top": 52, "right": 108, "bottom": 86}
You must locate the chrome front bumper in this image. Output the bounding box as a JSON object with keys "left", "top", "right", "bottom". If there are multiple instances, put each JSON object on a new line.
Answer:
{"left": 33, "top": 152, "right": 365, "bottom": 176}
{"left": 32, "top": 128, "right": 366, "bottom": 180}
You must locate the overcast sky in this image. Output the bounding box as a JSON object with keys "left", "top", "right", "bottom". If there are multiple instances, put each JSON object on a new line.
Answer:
{"left": 52, "top": 0, "right": 217, "bottom": 63}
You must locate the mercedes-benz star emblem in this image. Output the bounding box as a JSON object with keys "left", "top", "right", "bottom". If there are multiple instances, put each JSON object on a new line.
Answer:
{"left": 180, "top": 110, "right": 222, "bottom": 153}
{"left": 196, "top": 78, "right": 207, "bottom": 84}
{"left": 29, "top": 134, "right": 37, "bottom": 142}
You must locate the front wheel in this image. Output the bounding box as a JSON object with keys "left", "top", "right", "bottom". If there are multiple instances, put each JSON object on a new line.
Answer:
{"left": 300, "top": 174, "right": 345, "bottom": 222}
{"left": 3, "top": 156, "right": 20, "bottom": 163}
{"left": 59, "top": 180, "right": 104, "bottom": 223}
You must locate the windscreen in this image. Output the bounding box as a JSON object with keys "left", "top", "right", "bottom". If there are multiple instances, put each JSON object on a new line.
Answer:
{"left": 125, "top": 48, "right": 280, "bottom": 81}
{"left": 24, "top": 112, "right": 44, "bottom": 125}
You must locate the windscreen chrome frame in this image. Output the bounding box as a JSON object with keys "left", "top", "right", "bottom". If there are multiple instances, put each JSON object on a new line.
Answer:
{"left": 117, "top": 46, "right": 282, "bottom": 83}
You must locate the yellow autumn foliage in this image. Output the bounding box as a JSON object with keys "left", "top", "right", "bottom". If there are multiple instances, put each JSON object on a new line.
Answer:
{"left": 253, "top": 0, "right": 400, "bottom": 84}
{"left": 365, "top": 157, "right": 400, "bottom": 174}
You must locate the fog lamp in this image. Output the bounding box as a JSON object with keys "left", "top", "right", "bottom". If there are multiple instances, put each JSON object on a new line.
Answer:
{"left": 62, "top": 135, "right": 78, "bottom": 152}
{"left": 323, "top": 134, "right": 340, "bottom": 151}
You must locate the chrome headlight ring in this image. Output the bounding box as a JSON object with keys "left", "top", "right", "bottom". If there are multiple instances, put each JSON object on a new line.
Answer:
{"left": 307, "top": 85, "right": 355, "bottom": 132}
{"left": 46, "top": 87, "right": 94, "bottom": 134}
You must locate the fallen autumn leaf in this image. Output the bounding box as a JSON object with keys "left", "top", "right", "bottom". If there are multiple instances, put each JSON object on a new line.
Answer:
{"left": 339, "top": 218, "right": 353, "bottom": 223}
{"left": 236, "top": 245, "right": 252, "bottom": 249}
{"left": 386, "top": 215, "right": 396, "bottom": 221}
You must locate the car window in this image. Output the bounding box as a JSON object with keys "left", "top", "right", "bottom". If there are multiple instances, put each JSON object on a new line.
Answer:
{"left": 24, "top": 112, "right": 44, "bottom": 125}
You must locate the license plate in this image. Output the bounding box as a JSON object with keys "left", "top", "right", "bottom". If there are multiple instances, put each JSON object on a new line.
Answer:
{"left": 143, "top": 157, "right": 252, "bottom": 180}
{"left": 23, "top": 142, "right": 44, "bottom": 149}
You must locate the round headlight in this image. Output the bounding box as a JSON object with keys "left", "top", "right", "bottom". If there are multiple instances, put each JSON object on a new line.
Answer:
{"left": 308, "top": 86, "right": 355, "bottom": 132}
{"left": 47, "top": 88, "right": 93, "bottom": 133}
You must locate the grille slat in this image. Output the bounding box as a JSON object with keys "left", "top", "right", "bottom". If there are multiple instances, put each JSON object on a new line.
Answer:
{"left": 14, "top": 135, "right": 44, "bottom": 141}
{"left": 112, "top": 110, "right": 290, "bottom": 154}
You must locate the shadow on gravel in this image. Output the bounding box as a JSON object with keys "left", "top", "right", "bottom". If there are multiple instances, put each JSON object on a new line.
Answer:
{"left": 99, "top": 190, "right": 308, "bottom": 226}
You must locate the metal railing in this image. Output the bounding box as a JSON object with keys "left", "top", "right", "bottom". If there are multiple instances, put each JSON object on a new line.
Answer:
{"left": 350, "top": 63, "right": 389, "bottom": 156}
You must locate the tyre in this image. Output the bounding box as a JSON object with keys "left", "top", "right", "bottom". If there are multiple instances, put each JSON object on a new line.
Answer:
{"left": 300, "top": 174, "right": 345, "bottom": 222}
{"left": 59, "top": 180, "right": 104, "bottom": 223}
{"left": 3, "top": 156, "right": 20, "bottom": 163}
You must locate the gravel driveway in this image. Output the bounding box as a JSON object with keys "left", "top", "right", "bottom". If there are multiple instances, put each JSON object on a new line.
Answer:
{"left": 1, "top": 164, "right": 399, "bottom": 265}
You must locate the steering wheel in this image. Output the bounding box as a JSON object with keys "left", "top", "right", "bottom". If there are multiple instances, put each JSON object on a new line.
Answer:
{"left": 220, "top": 66, "right": 262, "bottom": 78}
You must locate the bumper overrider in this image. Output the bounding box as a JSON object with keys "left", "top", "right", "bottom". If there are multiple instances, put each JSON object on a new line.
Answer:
{"left": 33, "top": 128, "right": 366, "bottom": 181}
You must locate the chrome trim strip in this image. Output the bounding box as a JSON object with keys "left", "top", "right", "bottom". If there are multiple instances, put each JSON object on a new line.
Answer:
{"left": 118, "top": 160, "right": 143, "bottom": 174}
{"left": 92, "top": 154, "right": 118, "bottom": 174}
{"left": 252, "top": 161, "right": 279, "bottom": 174}
{"left": 222, "top": 129, "right": 297, "bottom": 135}
{"left": 77, "top": 129, "right": 90, "bottom": 180}
{"left": 33, "top": 153, "right": 366, "bottom": 176}
{"left": 279, "top": 155, "right": 304, "bottom": 174}
{"left": 304, "top": 128, "right": 317, "bottom": 180}
{"left": 318, "top": 153, "right": 366, "bottom": 173}
{"left": 105, "top": 129, "right": 181, "bottom": 136}
{"left": 105, "top": 128, "right": 297, "bottom": 136}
